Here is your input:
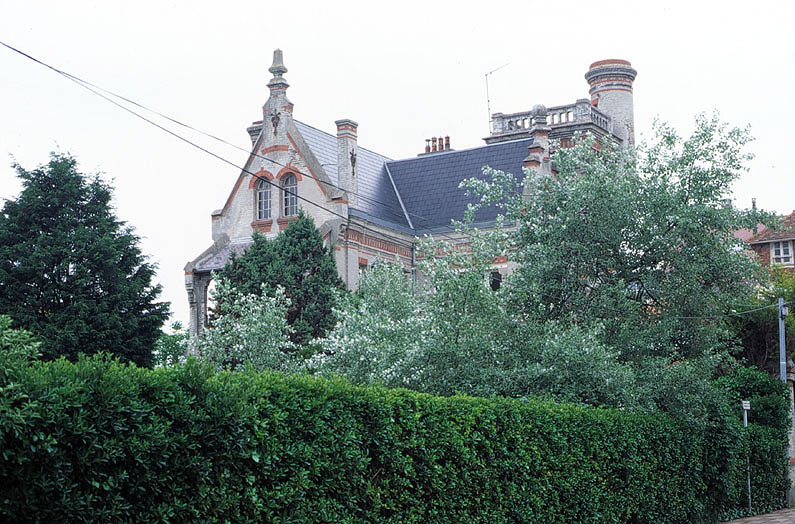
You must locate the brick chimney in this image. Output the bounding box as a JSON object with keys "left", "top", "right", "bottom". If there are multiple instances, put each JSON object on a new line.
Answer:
{"left": 335, "top": 119, "right": 358, "bottom": 206}
{"left": 419, "top": 136, "right": 452, "bottom": 155}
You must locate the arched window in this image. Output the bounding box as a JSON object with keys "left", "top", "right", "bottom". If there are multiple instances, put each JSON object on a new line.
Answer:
{"left": 283, "top": 173, "right": 298, "bottom": 216}
{"left": 256, "top": 179, "right": 271, "bottom": 220}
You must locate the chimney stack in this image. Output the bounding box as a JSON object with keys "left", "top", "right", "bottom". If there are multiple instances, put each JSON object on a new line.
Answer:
{"left": 335, "top": 119, "right": 358, "bottom": 206}
{"left": 420, "top": 135, "right": 454, "bottom": 155}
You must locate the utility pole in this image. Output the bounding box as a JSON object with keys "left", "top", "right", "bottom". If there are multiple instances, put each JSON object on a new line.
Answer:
{"left": 779, "top": 298, "right": 792, "bottom": 508}
{"left": 779, "top": 298, "right": 787, "bottom": 384}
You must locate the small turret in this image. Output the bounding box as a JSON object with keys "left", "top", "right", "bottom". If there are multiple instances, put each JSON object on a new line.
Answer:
{"left": 585, "top": 59, "right": 637, "bottom": 147}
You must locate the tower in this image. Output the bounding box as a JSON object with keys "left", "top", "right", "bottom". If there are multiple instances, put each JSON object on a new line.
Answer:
{"left": 585, "top": 59, "right": 637, "bottom": 147}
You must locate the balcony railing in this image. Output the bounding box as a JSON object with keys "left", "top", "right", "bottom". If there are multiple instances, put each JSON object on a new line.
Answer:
{"left": 490, "top": 99, "right": 612, "bottom": 136}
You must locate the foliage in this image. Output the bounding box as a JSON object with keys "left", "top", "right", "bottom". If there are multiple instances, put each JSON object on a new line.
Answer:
{"left": 310, "top": 261, "right": 425, "bottom": 388}
{"left": 0, "top": 153, "right": 169, "bottom": 367}
{"left": 0, "top": 314, "right": 40, "bottom": 383}
{"left": 314, "top": 256, "right": 641, "bottom": 408}
{"left": 314, "top": 114, "right": 784, "bottom": 427}
{"left": 1, "top": 355, "right": 784, "bottom": 523}
{"left": 462, "top": 115, "right": 767, "bottom": 364}
{"left": 714, "top": 366, "right": 790, "bottom": 519}
{"left": 198, "top": 277, "right": 297, "bottom": 372}
{"left": 732, "top": 268, "right": 795, "bottom": 375}
{"left": 153, "top": 321, "right": 189, "bottom": 368}
{"left": 218, "top": 211, "right": 344, "bottom": 347}
{"left": 715, "top": 365, "right": 790, "bottom": 433}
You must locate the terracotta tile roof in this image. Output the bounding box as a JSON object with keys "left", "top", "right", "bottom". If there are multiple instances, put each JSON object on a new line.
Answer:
{"left": 749, "top": 211, "right": 795, "bottom": 243}
{"left": 735, "top": 224, "right": 767, "bottom": 242}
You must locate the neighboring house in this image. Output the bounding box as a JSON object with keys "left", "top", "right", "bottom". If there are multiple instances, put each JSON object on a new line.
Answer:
{"left": 184, "top": 50, "right": 638, "bottom": 336}
{"left": 747, "top": 211, "right": 795, "bottom": 271}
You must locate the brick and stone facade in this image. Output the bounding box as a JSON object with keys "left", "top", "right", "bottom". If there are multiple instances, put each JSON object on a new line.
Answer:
{"left": 748, "top": 211, "right": 795, "bottom": 273}
{"left": 184, "top": 51, "right": 637, "bottom": 336}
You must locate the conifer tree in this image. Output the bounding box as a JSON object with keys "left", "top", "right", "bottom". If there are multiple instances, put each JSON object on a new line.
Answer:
{"left": 0, "top": 154, "right": 169, "bottom": 366}
{"left": 218, "top": 211, "right": 344, "bottom": 347}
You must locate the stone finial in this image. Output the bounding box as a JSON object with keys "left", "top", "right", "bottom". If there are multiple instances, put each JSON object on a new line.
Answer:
{"left": 531, "top": 105, "right": 549, "bottom": 127}
{"left": 269, "top": 49, "right": 287, "bottom": 76}
{"left": 268, "top": 49, "right": 289, "bottom": 88}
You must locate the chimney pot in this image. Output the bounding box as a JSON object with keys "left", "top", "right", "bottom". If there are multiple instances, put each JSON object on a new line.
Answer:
{"left": 432, "top": 137, "right": 437, "bottom": 152}
{"left": 425, "top": 139, "right": 431, "bottom": 154}
{"left": 444, "top": 136, "right": 450, "bottom": 150}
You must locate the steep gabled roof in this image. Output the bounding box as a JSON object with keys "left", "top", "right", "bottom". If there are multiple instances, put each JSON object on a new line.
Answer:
{"left": 386, "top": 138, "right": 533, "bottom": 234}
{"left": 749, "top": 211, "right": 795, "bottom": 243}
{"left": 297, "top": 120, "right": 532, "bottom": 233}
{"left": 294, "top": 120, "right": 409, "bottom": 228}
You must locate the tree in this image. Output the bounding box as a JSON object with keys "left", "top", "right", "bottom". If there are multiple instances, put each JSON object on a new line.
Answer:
{"left": 732, "top": 267, "right": 795, "bottom": 374}
{"left": 153, "top": 321, "right": 189, "bottom": 368}
{"left": 314, "top": 114, "right": 771, "bottom": 415}
{"left": 198, "top": 277, "right": 297, "bottom": 372}
{"left": 464, "top": 114, "right": 768, "bottom": 364}
{"left": 218, "top": 211, "right": 344, "bottom": 347}
{"left": 309, "top": 260, "right": 426, "bottom": 389}
{"left": 0, "top": 154, "right": 169, "bottom": 367}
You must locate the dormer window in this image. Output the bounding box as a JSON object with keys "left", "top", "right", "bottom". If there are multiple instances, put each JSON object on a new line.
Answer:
{"left": 283, "top": 173, "right": 298, "bottom": 216}
{"left": 256, "top": 179, "right": 271, "bottom": 220}
{"left": 772, "top": 240, "right": 793, "bottom": 266}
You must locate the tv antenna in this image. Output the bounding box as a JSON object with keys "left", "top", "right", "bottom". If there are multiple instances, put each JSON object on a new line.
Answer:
{"left": 485, "top": 62, "right": 510, "bottom": 133}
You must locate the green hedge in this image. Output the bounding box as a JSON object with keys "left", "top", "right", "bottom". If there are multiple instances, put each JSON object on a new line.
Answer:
{"left": 0, "top": 356, "right": 787, "bottom": 523}
{"left": 715, "top": 367, "right": 790, "bottom": 520}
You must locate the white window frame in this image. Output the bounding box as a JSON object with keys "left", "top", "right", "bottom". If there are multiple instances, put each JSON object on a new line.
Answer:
{"left": 256, "top": 179, "right": 271, "bottom": 220}
{"left": 771, "top": 240, "right": 794, "bottom": 267}
{"left": 283, "top": 174, "right": 298, "bottom": 217}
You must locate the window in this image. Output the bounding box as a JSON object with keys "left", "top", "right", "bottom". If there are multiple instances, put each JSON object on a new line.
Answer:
{"left": 256, "top": 179, "right": 271, "bottom": 220}
{"left": 771, "top": 240, "right": 793, "bottom": 266}
{"left": 283, "top": 173, "right": 298, "bottom": 216}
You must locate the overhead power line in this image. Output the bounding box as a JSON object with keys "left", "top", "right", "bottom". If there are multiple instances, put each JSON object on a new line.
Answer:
{"left": 0, "top": 40, "right": 431, "bottom": 251}
{"left": 0, "top": 40, "right": 462, "bottom": 237}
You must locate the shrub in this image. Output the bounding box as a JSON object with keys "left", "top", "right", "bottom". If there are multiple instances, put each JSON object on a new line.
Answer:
{"left": 714, "top": 366, "right": 790, "bottom": 518}
{"left": 0, "top": 356, "right": 787, "bottom": 523}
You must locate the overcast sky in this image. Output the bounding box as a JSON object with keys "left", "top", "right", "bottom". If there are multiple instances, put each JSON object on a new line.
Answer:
{"left": 1, "top": 0, "right": 794, "bottom": 326}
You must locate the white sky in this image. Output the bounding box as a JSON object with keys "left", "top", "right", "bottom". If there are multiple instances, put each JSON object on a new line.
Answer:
{"left": 1, "top": 1, "right": 794, "bottom": 326}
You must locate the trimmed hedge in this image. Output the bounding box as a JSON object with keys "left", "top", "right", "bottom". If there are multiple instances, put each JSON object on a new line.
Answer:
{"left": 715, "top": 367, "right": 790, "bottom": 519}
{"left": 0, "top": 356, "right": 788, "bottom": 523}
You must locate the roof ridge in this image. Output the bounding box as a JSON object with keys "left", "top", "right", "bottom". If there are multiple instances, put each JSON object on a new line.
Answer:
{"left": 387, "top": 136, "right": 534, "bottom": 165}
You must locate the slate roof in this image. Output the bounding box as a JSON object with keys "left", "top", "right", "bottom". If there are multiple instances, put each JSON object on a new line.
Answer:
{"left": 294, "top": 121, "right": 342, "bottom": 186}
{"left": 193, "top": 124, "right": 533, "bottom": 273}
{"left": 386, "top": 138, "right": 532, "bottom": 234}
{"left": 749, "top": 212, "right": 795, "bottom": 243}
{"left": 294, "top": 121, "right": 409, "bottom": 228}
{"left": 192, "top": 241, "right": 252, "bottom": 273}
{"left": 297, "top": 120, "right": 532, "bottom": 233}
